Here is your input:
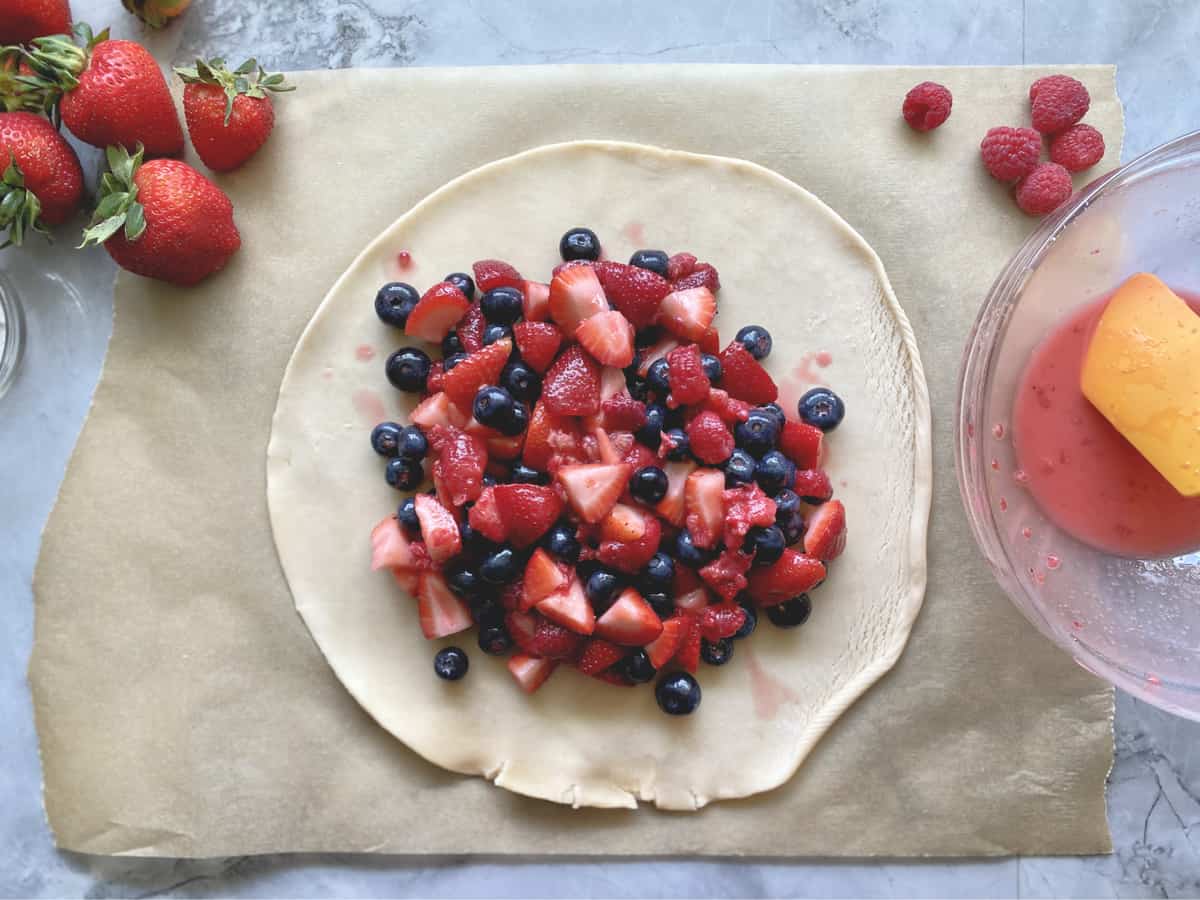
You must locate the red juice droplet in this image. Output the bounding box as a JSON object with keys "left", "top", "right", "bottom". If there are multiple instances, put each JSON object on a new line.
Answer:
{"left": 992, "top": 423, "right": 1005, "bottom": 440}
{"left": 990, "top": 458, "right": 1000, "bottom": 471}
{"left": 1046, "top": 554, "right": 1061, "bottom": 570}
{"left": 1022, "top": 526, "right": 1033, "bottom": 539}
{"left": 815, "top": 351, "right": 833, "bottom": 367}
{"left": 396, "top": 250, "right": 413, "bottom": 270}
{"left": 999, "top": 497, "right": 1008, "bottom": 512}
{"left": 355, "top": 344, "right": 376, "bottom": 361}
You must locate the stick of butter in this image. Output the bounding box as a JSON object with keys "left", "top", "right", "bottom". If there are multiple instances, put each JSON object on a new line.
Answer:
{"left": 1081, "top": 273, "right": 1200, "bottom": 497}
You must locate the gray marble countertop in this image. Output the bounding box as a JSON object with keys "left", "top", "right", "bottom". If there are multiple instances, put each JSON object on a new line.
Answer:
{"left": 3, "top": 0, "right": 1200, "bottom": 896}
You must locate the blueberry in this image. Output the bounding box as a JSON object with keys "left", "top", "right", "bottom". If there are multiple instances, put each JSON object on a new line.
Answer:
{"left": 758, "top": 402, "right": 787, "bottom": 431}
{"left": 559, "top": 227, "right": 601, "bottom": 262}
{"left": 385, "top": 347, "right": 431, "bottom": 393}
{"left": 766, "top": 594, "right": 812, "bottom": 628}
{"left": 496, "top": 400, "right": 529, "bottom": 437}
{"left": 734, "top": 600, "right": 758, "bottom": 639}
{"left": 374, "top": 282, "right": 420, "bottom": 329}
{"left": 735, "top": 324, "right": 772, "bottom": 360}
{"left": 755, "top": 450, "right": 795, "bottom": 495}
{"left": 629, "top": 249, "right": 669, "bottom": 278}
{"left": 626, "top": 371, "right": 649, "bottom": 402}
{"left": 481, "top": 286, "right": 524, "bottom": 325}
{"left": 724, "top": 448, "right": 757, "bottom": 486}
{"left": 461, "top": 520, "right": 499, "bottom": 559}
{"left": 482, "top": 323, "right": 512, "bottom": 346}
{"left": 585, "top": 568, "right": 622, "bottom": 612}
{"left": 433, "top": 646, "right": 469, "bottom": 680}
{"left": 397, "top": 496, "right": 420, "bottom": 534}
{"left": 544, "top": 521, "right": 581, "bottom": 563}
{"left": 797, "top": 387, "right": 845, "bottom": 432}
{"left": 441, "top": 331, "right": 465, "bottom": 357}
{"left": 370, "top": 421, "right": 404, "bottom": 457}
{"left": 385, "top": 457, "right": 423, "bottom": 490}
{"left": 443, "top": 352, "right": 467, "bottom": 371}
{"left": 470, "top": 593, "right": 502, "bottom": 624}
{"left": 773, "top": 489, "right": 806, "bottom": 544}
{"left": 675, "top": 530, "right": 712, "bottom": 568}
{"left": 479, "top": 547, "right": 520, "bottom": 585}
{"left": 473, "top": 385, "right": 515, "bottom": 430}
{"left": 444, "top": 271, "right": 476, "bottom": 302}
{"left": 501, "top": 360, "right": 541, "bottom": 403}
{"left": 734, "top": 411, "right": 780, "bottom": 458}
{"left": 622, "top": 649, "right": 656, "bottom": 684}
{"left": 630, "top": 465, "right": 669, "bottom": 504}
{"left": 510, "top": 463, "right": 548, "bottom": 485}
{"left": 640, "top": 551, "right": 675, "bottom": 592}
{"left": 701, "top": 637, "right": 734, "bottom": 666}
{"left": 655, "top": 671, "right": 701, "bottom": 715}
{"left": 478, "top": 623, "right": 513, "bottom": 655}
{"left": 481, "top": 473, "right": 498, "bottom": 487}
{"left": 396, "top": 425, "right": 428, "bottom": 461}
{"left": 659, "top": 427, "right": 689, "bottom": 461}
{"left": 445, "top": 561, "right": 484, "bottom": 599}
{"left": 575, "top": 559, "right": 603, "bottom": 581}
{"left": 636, "top": 403, "right": 667, "bottom": 448}
{"left": 700, "top": 353, "right": 722, "bottom": 382}
{"left": 744, "top": 524, "right": 786, "bottom": 566}
{"left": 645, "top": 592, "right": 674, "bottom": 619}
{"left": 646, "top": 358, "right": 671, "bottom": 395}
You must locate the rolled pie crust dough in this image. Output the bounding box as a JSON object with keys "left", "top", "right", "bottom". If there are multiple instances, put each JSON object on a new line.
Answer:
{"left": 266, "top": 141, "right": 931, "bottom": 810}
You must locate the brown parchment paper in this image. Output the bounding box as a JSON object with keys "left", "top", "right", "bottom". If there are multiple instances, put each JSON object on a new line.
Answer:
{"left": 31, "top": 64, "right": 1120, "bottom": 858}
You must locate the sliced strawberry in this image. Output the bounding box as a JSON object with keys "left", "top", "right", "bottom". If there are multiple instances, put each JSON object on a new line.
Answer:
{"left": 601, "top": 391, "right": 648, "bottom": 432}
{"left": 699, "top": 549, "right": 753, "bottom": 602}
{"left": 494, "top": 483, "right": 564, "bottom": 547}
{"left": 442, "top": 338, "right": 513, "bottom": 410}
{"left": 746, "top": 549, "right": 827, "bottom": 606}
{"left": 428, "top": 425, "right": 488, "bottom": 508}
{"left": 506, "top": 610, "right": 583, "bottom": 659}
{"left": 600, "top": 502, "right": 647, "bottom": 542}
{"left": 686, "top": 410, "right": 735, "bottom": 464}
{"left": 723, "top": 482, "right": 778, "bottom": 549}
{"left": 658, "top": 286, "right": 717, "bottom": 342}
{"left": 410, "top": 392, "right": 470, "bottom": 430}
{"left": 672, "top": 563, "right": 704, "bottom": 596}
{"left": 591, "top": 669, "right": 635, "bottom": 687}
{"left": 675, "top": 587, "right": 710, "bottom": 612}
{"left": 417, "top": 571, "right": 473, "bottom": 639}
{"left": 512, "top": 321, "right": 563, "bottom": 374}
{"left": 392, "top": 567, "right": 420, "bottom": 595}
{"left": 666, "top": 344, "right": 711, "bottom": 407}
{"left": 804, "top": 499, "right": 847, "bottom": 561}
{"left": 672, "top": 262, "right": 720, "bottom": 293}
{"left": 523, "top": 547, "right": 570, "bottom": 607}
{"left": 644, "top": 616, "right": 686, "bottom": 668}
{"left": 405, "top": 282, "right": 470, "bottom": 342}
{"left": 621, "top": 439, "right": 658, "bottom": 472}
{"left": 593, "top": 260, "right": 671, "bottom": 329}
{"left": 666, "top": 252, "right": 697, "bottom": 281}
{"left": 522, "top": 280, "right": 551, "bottom": 321}
{"left": 523, "top": 400, "right": 585, "bottom": 470}
{"left": 595, "top": 588, "right": 663, "bottom": 645}
{"left": 780, "top": 420, "right": 824, "bottom": 470}
{"left": 556, "top": 462, "right": 631, "bottom": 524}
{"left": 577, "top": 638, "right": 626, "bottom": 675}
{"left": 473, "top": 258, "right": 523, "bottom": 292}
{"left": 597, "top": 513, "right": 661, "bottom": 574}
{"left": 425, "top": 360, "right": 445, "bottom": 395}
{"left": 673, "top": 612, "right": 701, "bottom": 673}
{"left": 575, "top": 309, "right": 635, "bottom": 368}
{"left": 794, "top": 469, "right": 834, "bottom": 504}
{"left": 684, "top": 468, "right": 726, "bottom": 549}
{"left": 637, "top": 335, "right": 681, "bottom": 376}
{"left": 699, "top": 603, "right": 747, "bottom": 641}
{"left": 696, "top": 387, "right": 751, "bottom": 425}
{"left": 543, "top": 344, "right": 602, "bottom": 416}
{"left": 507, "top": 653, "right": 558, "bottom": 694}
{"left": 485, "top": 433, "right": 524, "bottom": 461}
{"left": 500, "top": 579, "right": 525, "bottom": 611}
{"left": 698, "top": 326, "right": 721, "bottom": 355}
{"left": 456, "top": 301, "right": 486, "bottom": 353}
{"left": 468, "top": 486, "right": 508, "bottom": 543}
{"left": 718, "top": 342, "right": 778, "bottom": 404}
{"left": 370, "top": 517, "right": 430, "bottom": 572}
{"left": 587, "top": 426, "right": 618, "bottom": 465}
{"left": 548, "top": 265, "right": 608, "bottom": 334}
{"left": 413, "top": 494, "right": 463, "bottom": 564}
{"left": 536, "top": 577, "right": 595, "bottom": 635}
{"left": 655, "top": 460, "right": 696, "bottom": 526}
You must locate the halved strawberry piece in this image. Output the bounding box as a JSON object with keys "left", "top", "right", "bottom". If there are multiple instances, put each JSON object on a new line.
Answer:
{"left": 675, "top": 587, "right": 711, "bottom": 612}
{"left": 644, "top": 616, "right": 687, "bottom": 668}
{"left": 536, "top": 577, "right": 595, "bottom": 635}
{"left": 658, "top": 286, "right": 717, "bottom": 342}
{"left": 522, "top": 280, "right": 550, "bottom": 321}
{"left": 601, "top": 502, "right": 647, "bottom": 542}
{"left": 468, "top": 486, "right": 508, "bottom": 543}
{"left": 548, "top": 265, "right": 608, "bottom": 334}
{"left": 512, "top": 321, "right": 563, "bottom": 374}
{"left": 723, "top": 482, "right": 778, "bottom": 549}
{"left": 621, "top": 439, "right": 658, "bottom": 472}
{"left": 593, "top": 260, "right": 671, "bottom": 329}
{"left": 672, "top": 262, "right": 720, "bottom": 293}
{"left": 473, "top": 258, "right": 524, "bottom": 292}
{"left": 425, "top": 359, "right": 445, "bottom": 395}
{"left": 428, "top": 425, "right": 488, "bottom": 507}
{"left": 746, "top": 548, "right": 827, "bottom": 606}
{"left": 699, "top": 549, "right": 753, "bottom": 602}
{"left": 666, "top": 252, "right": 697, "bottom": 281}
{"left": 523, "top": 547, "right": 570, "bottom": 608}
{"left": 505, "top": 609, "right": 584, "bottom": 659}
{"left": 597, "top": 513, "right": 661, "bottom": 574}
{"left": 507, "top": 653, "right": 558, "bottom": 694}
{"left": 666, "top": 344, "right": 711, "bottom": 407}
{"left": 685, "top": 468, "right": 726, "bottom": 549}
{"left": 698, "top": 326, "right": 721, "bottom": 355}
{"left": 780, "top": 420, "right": 824, "bottom": 470}
{"left": 405, "top": 281, "right": 470, "bottom": 342}
{"left": 794, "top": 469, "right": 834, "bottom": 504}
{"left": 494, "top": 483, "right": 564, "bottom": 547}
{"left": 456, "top": 302, "right": 486, "bottom": 353}
{"left": 542, "top": 344, "right": 602, "bottom": 416}
{"left": 686, "top": 410, "right": 735, "bottom": 464}
{"left": 485, "top": 433, "right": 524, "bottom": 461}
{"left": 413, "top": 494, "right": 462, "bottom": 564}
{"left": 699, "top": 603, "right": 747, "bottom": 641}
{"left": 417, "top": 571, "right": 473, "bottom": 639}
{"left": 804, "top": 499, "right": 846, "bottom": 561}
{"left": 370, "top": 517, "right": 430, "bottom": 572}
{"left": 637, "top": 335, "right": 681, "bottom": 376}
{"left": 575, "top": 309, "right": 635, "bottom": 368}
{"left": 577, "top": 638, "right": 625, "bottom": 675}
{"left": 696, "top": 387, "right": 751, "bottom": 425}
{"left": 410, "top": 392, "right": 470, "bottom": 430}
{"left": 595, "top": 588, "right": 663, "bottom": 645}
{"left": 718, "top": 342, "right": 778, "bottom": 404}
{"left": 442, "top": 338, "right": 513, "bottom": 410}
{"left": 392, "top": 568, "right": 420, "bottom": 595}
{"left": 523, "top": 400, "right": 585, "bottom": 470}
{"left": 655, "top": 460, "right": 696, "bottom": 526}
{"left": 672, "top": 612, "right": 701, "bottom": 673}
{"left": 556, "top": 462, "right": 631, "bottom": 524}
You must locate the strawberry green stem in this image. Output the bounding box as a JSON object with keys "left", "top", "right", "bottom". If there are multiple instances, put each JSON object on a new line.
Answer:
{"left": 174, "top": 57, "right": 295, "bottom": 125}
{"left": 79, "top": 144, "right": 147, "bottom": 248}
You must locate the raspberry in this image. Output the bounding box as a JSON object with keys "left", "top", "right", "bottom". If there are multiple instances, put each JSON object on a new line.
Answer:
{"left": 666, "top": 252, "right": 697, "bottom": 281}
{"left": 672, "top": 263, "right": 720, "bottom": 293}
{"left": 1015, "top": 162, "right": 1073, "bottom": 216}
{"left": 699, "top": 603, "right": 748, "bottom": 641}
{"left": 1029, "top": 74, "right": 1089, "bottom": 135}
{"left": 980, "top": 126, "right": 1041, "bottom": 182}
{"left": 1049, "top": 123, "right": 1105, "bottom": 173}
{"left": 902, "top": 81, "right": 952, "bottom": 132}
{"left": 686, "top": 410, "right": 735, "bottom": 465}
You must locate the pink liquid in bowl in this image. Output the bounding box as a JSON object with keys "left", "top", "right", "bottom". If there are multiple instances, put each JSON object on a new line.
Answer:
{"left": 1012, "top": 293, "right": 1200, "bottom": 558}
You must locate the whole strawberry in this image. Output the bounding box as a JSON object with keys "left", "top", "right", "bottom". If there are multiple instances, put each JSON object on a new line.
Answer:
{"left": 80, "top": 144, "right": 240, "bottom": 285}
{"left": 0, "top": 0, "right": 71, "bottom": 45}
{"left": 23, "top": 24, "right": 183, "bottom": 156}
{"left": 121, "top": 0, "right": 191, "bottom": 28}
{"left": 175, "top": 57, "right": 293, "bottom": 172}
{"left": 0, "top": 111, "right": 82, "bottom": 244}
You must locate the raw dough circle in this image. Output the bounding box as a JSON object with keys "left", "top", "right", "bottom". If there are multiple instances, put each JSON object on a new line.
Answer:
{"left": 267, "top": 141, "right": 931, "bottom": 810}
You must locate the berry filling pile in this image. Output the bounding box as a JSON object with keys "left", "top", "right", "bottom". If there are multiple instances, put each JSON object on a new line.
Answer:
{"left": 367, "top": 228, "right": 847, "bottom": 715}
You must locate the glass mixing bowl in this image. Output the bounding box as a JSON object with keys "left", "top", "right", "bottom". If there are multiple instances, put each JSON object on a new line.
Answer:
{"left": 956, "top": 130, "right": 1200, "bottom": 720}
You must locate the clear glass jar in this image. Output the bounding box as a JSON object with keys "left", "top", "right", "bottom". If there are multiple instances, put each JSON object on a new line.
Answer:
{"left": 0, "top": 272, "right": 23, "bottom": 400}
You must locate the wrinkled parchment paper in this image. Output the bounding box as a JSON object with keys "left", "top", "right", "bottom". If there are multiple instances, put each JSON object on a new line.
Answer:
{"left": 31, "top": 65, "right": 1120, "bottom": 858}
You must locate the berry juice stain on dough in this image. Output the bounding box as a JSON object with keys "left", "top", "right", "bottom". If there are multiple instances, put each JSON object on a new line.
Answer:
{"left": 355, "top": 344, "right": 376, "bottom": 361}
{"left": 744, "top": 646, "right": 799, "bottom": 720}
{"left": 620, "top": 221, "right": 645, "bottom": 245}
{"left": 352, "top": 388, "right": 386, "bottom": 424}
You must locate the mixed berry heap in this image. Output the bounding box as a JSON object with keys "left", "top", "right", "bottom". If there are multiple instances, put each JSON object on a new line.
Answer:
{"left": 367, "top": 228, "right": 847, "bottom": 715}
